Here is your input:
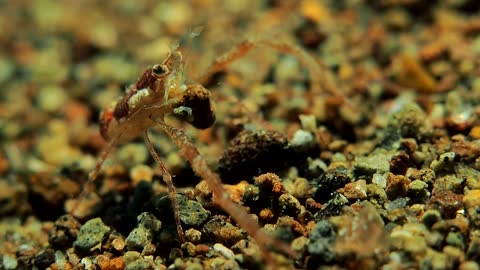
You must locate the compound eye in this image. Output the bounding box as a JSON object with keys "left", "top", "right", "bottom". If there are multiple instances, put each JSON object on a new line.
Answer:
{"left": 152, "top": 64, "right": 168, "bottom": 76}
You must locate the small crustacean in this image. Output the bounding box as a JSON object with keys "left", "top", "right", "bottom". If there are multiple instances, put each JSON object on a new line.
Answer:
{"left": 92, "top": 50, "right": 215, "bottom": 244}
{"left": 76, "top": 41, "right": 303, "bottom": 265}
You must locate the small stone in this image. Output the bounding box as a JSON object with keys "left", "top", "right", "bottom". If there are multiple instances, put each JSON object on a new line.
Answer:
{"left": 178, "top": 195, "right": 209, "bottom": 226}
{"left": 463, "top": 190, "right": 480, "bottom": 227}
{"left": 467, "top": 230, "right": 480, "bottom": 262}
{"left": 446, "top": 231, "right": 465, "bottom": 250}
{"left": 112, "top": 238, "right": 126, "bottom": 251}
{"left": 73, "top": 218, "right": 110, "bottom": 254}
{"left": 125, "top": 226, "right": 152, "bottom": 251}
{"left": 48, "top": 214, "right": 81, "bottom": 248}
{"left": 37, "top": 85, "right": 68, "bottom": 113}
{"left": 456, "top": 164, "right": 480, "bottom": 189}
{"left": 291, "top": 129, "right": 315, "bottom": 148}
{"left": 372, "top": 173, "right": 388, "bottom": 189}
{"left": 390, "top": 152, "right": 410, "bottom": 175}
{"left": 291, "top": 236, "right": 309, "bottom": 254}
{"left": 421, "top": 209, "right": 442, "bottom": 228}
{"left": 354, "top": 152, "right": 391, "bottom": 177}
{"left": 181, "top": 242, "right": 196, "bottom": 257}
{"left": 406, "top": 168, "right": 435, "bottom": 186}
{"left": 278, "top": 193, "right": 302, "bottom": 216}
{"left": 430, "top": 152, "right": 457, "bottom": 172}
{"left": 218, "top": 130, "right": 291, "bottom": 183}
{"left": 307, "top": 220, "right": 336, "bottom": 264}
{"left": 213, "top": 243, "right": 235, "bottom": 259}
{"left": 428, "top": 188, "right": 464, "bottom": 218}
{"left": 388, "top": 103, "right": 433, "bottom": 141}
{"left": 185, "top": 262, "right": 203, "bottom": 270}
{"left": 34, "top": 249, "right": 56, "bottom": 269}
{"left": 65, "top": 192, "right": 102, "bottom": 219}
{"left": 314, "top": 167, "right": 351, "bottom": 203}
{"left": 341, "top": 180, "right": 367, "bottom": 200}
{"left": 202, "top": 218, "right": 245, "bottom": 246}
{"left": 386, "top": 173, "right": 411, "bottom": 199}
{"left": 2, "top": 254, "right": 18, "bottom": 270}
{"left": 137, "top": 212, "right": 162, "bottom": 233}
{"left": 407, "top": 180, "right": 429, "bottom": 203}
{"left": 469, "top": 126, "right": 480, "bottom": 139}
{"left": 185, "top": 228, "right": 202, "bottom": 244}
{"left": 390, "top": 224, "right": 428, "bottom": 255}
{"left": 35, "top": 249, "right": 55, "bottom": 269}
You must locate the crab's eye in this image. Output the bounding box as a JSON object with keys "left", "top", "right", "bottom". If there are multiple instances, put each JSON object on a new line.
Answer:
{"left": 152, "top": 64, "right": 168, "bottom": 76}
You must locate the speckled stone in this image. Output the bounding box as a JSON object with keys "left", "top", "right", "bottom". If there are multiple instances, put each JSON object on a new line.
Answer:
{"left": 73, "top": 218, "right": 110, "bottom": 254}
{"left": 307, "top": 220, "right": 336, "bottom": 264}
{"left": 178, "top": 195, "right": 210, "bottom": 226}
{"left": 354, "top": 152, "right": 391, "bottom": 177}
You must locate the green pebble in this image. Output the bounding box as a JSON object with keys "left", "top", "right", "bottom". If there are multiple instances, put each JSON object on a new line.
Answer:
{"left": 125, "top": 226, "right": 152, "bottom": 250}
{"left": 73, "top": 218, "right": 110, "bottom": 254}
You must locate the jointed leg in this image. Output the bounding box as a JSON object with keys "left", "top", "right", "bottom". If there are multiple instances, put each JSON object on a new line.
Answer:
{"left": 153, "top": 120, "right": 294, "bottom": 263}
{"left": 69, "top": 134, "right": 120, "bottom": 218}
{"left": 143, "top": 131, "right": 186, "bottom": 243}
{"left": 198, "top": 37, "right": 340, "bottom": 98}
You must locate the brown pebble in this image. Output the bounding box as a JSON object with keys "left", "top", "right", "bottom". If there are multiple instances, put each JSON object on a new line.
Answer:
{"left": 195, "top": 244, "right": 210, "bottom": 255}
{"left": 390, "top": 152, "right": 410, "bottom": 175}
{"left": 386, "top": 173, "right": 411, "bottom": 199}
{"left": 341, "top": 180, "right": 368, "bottom": 200}
{"left": 428, "top": 188, "right": 464, "bottom": 218}
{"left": 259, "top": 208, "right": 275, "bottom": 223}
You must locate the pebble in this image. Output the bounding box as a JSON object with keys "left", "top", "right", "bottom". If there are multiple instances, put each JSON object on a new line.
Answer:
{"left": 213, "top": 243, "right": 235, "bottom": 259}
{"left": 456, "top": 164, "right": 480, "bottom": 189}
{"left": 386, "top": 173, "right": 411, "bottom": 199}
{"left": 126, "top": 212, "right": 161, "bottom": 251}
{"left": 388, "top": 103, "right": 433, "bottom": 141}
{"left": 178, "top": 195, "right": 209, "bottom": 226}
{"left": 307, "top": 220, "right": 336, "bottom": 264}
{"left": 467, "top": 230, "right": 480, "bottom": 262}
{"left": 278, "top": 193, "right": 302, "bottom": 216}
{"left": 314, "top": 167, "right": 351, "bottom": 203}
{"left": 421, "top": 209, "right": 442, "bottom": 228}
{"left": 407, "top": 180, "right": 429, "bottom": 203}
{"left": 48, "top": 214, "right": 81, "bottom": 248}
{"left": 430, "top": 152, "right": 457, "bottom": 172}
{"left": 354, "top": 152, "right": 391, "bottom": 177}
{"left": 185, "top": 228, "right": 202, "bottom": 244}
{"left": 463, "top": 190, "right": 480, "bottom": 227}
{"left": 372, "top": 173, "right": 388, "bottom": 189}
{"left": 218, "top": 130, "right": 290, "bottom": 183}
{"left": 202, "top": 218, "right": 245, "bottom": 246}
{"left": 341, "top": 180, "right": 367, "bottom": 200}
{"left": 73, "top": 218, "right": 110, "bottom": 254}
{"left": 2, "top": 254, "right": 18, "bottom": 270}
{"left": 125, "top": 226, "right": 153, "bottom": 251}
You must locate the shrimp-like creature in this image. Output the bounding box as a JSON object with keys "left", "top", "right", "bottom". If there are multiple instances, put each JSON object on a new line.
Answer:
{"left": 81, "top": 44, "right": 300, "bottom": 265}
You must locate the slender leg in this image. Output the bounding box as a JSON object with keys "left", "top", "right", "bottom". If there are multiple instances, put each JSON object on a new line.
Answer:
{"left": 88, "top": 134, "right": 120, "bottom": 182}
{"left": 153, "top": 120, "right": 295, "bottom": 264}
{"left": 143, "top": 131, "right": 186, "bottom": 243}
{"left": 69, "top": 134, "right": 120, "bottom": 218}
